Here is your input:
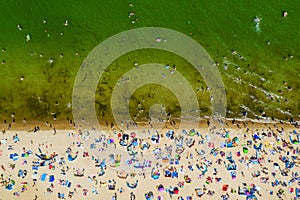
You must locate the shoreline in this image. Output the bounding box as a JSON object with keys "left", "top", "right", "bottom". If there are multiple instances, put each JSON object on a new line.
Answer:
{"left": 0, "top": 116, "right": 298, "bottom": 131}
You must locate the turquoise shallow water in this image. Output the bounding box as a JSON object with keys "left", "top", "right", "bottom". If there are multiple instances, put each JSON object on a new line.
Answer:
{"left": 0, "top": 1, "right": 299, "bottom": 121}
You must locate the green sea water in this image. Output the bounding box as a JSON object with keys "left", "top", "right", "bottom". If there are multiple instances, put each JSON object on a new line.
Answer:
{"left": 0, "top": 0, "right": 299, "bottom": 122}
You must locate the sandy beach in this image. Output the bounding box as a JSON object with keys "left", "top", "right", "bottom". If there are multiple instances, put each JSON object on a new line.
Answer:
{"left": 0, "top": 119, "right": 299, "bottom": 200}
{"left": 0, "top": 1, "right": 299, "bottom": 200}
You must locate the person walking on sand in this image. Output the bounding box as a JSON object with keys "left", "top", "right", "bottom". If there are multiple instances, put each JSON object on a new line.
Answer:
{"left": 112, "top": 192, "right": 117, "bottom": 200}
{"left": 130, "top": 192, "right": 136, "bottom": 200}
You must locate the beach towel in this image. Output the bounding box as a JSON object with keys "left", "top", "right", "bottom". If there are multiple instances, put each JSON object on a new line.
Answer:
{"left": 220, "top": 142, "right": 226, "bottom": 148}
{"left": 67, "top": 181, "right": 71, "bottom": 188}
{"left": 49, "top": 175, "right": 55, "bottom": 182}
{"left": 32, "top": 165, "right": 39, "bottom": 170}
{"left": 172, "top": 171, "right": 178, "bottom": 178}
{"left": 40, "top": 173, "right": 47, "bottom": 181}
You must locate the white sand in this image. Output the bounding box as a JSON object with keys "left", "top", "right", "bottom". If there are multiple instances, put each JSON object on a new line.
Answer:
{"left": 0, "top": 122, "right": 299, "bottom": 200}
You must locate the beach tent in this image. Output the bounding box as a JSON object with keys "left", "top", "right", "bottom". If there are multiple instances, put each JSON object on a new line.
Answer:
{"left": 130, "top": 132, "right": 136, "bottom": 138}
{"left": 175, "top": 146, "right": 185, "bottom": 154}
{"left": 18, "top": 169, "right": 24, "bottom": 178}
{"left": 10, "top": 153, "right": 19, "bottom": 161}
{"left": 68, "top": 152, "right": 78, "bottom": 162}
{"left": 225, "top": 139, "right": 235, "bottom": 148}
{"left": 253, "top": 143, "right": 262, "bottom": 151}
{"left": 119, "top": 139, "right": 128, "bottom": 146}
{"left": 184, "top": 175, "right": 192, "bottom": 183}
{"left": 110, "top": 154, "right": 121, "bottom": 167}
{"left": 230, "top": 171, "right": 237, "bottom": 180}
{"left": 126, "top": 180, "right": 138, "bottom": 189}
{"left": 220, "top": 142, "right": 226, "bottom": 148}
{"left": 252, "top": 133, "right": 261, "bottom": 140}
{"left": 246, "top": 195, "right": 257, "bottom": 200}
{"left": 74, "top": 170, "right": 84, "bottom": 177}
{"left": 225, "top": 132, "right": 230, "bottom": 138}
{"left": 140, "top": 142, "right": 150, "bottom": 150}
{"left": 166, "top": 130, "right": 174, "bottom": 139}
{"left": 185, "top": 138, "right": 195, "bottom": 148}
{"left": 172, "top": 171, "right": 178, "bottom": 178}
{"left": 175, "top": 136, "right": 183, "bottom": 147}
{"left": 227, "top": 163, "right": 237, "bottom": 171}
{"left": 65, "top": 180, "right": 71, "bottom": 188}
{"left": 285, "top": 161, "right": 295, "bottom": 169}
{"left": 90, "top": 143, "right": 96, "bottom": 149}
{"left": 182, "top": 129, "right": 188, "bottom": 135}
{"left": 122, "top": 133, "right": 129, "bottom": 140}
{"left": 21, "top": 153, "right": 30, "bottom": 158}
{"left": 222, "top": 184, "right": 229, "bottom": 191}
{"left": 95, "top": 159, "right": 106, "bottom": 168}
{"left": 108, "top": 184, "right": 115, "bottom": 190}
{"left": 13, "top": 135, "right": 20, "bottom": 143}
{"left": 32, "top": 164, "right": 39, "bottom": 170}
{"left": 164, "top": 170, "right": 172, "bottom": 177}
{"left": 4, "top": 180, "right": 15, "bottom": 191}
{"left": 99, "top": 166, "right": 105, "bottom": 176}
{"left": 151, "top": 169, "right": 160, "bottom": 180}
{"left": 195, "top": 188, "right": 205, "bottom": 197}
{"left": 117, "top": 171, "right": 128, "bottom": 179}
{"left": 208, "top": 142, "right": 215, "bottom": 148}
{"left": 173, "top": 187, "right": 179, "bottom": 194}
{"left": 35, "top": 153, "right": 57, "bottom": 161}
{"left": 232, "top": 137, "right": 239, "bottom": 143}
{"left": 196, "top": 163, "right": 208, "bottom": 175}
{"left": 127, "top": 143, "right": 138, "bottom": 156}
{"left": 250, "top": 158, "right": 259, "bottom": 165}
{"left": 151, "top": 135, "right": 159, "bottom": 144}
{"left": 289, "top": 134, "right": 300, "bottom": 144}
{"left": 273, "top": 163, "right": 280, "bottom": 170}
{"left": 145, "top": 191, "right": 154, "bottom": 200}
{"left": 296, "top": 188, "right": 300, "bottom": 198}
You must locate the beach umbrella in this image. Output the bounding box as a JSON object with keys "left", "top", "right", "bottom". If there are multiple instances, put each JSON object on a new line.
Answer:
{"left": 243, "top": 147, "right": 249, "bottom": 154}
{"left": 225, "top": 132, "right": 230, "bottom": 138}
{"left": 130, "top": 132, "right": 136, "bottom": 138}
{"left": 274, "top": 163, "right": 280, "bottom": 169}
{"left": 157, "top": 184, "right": 164, "bottom": 192}
{"left": 174, "top": 187, "right": 179, "bottom": 194}
{"left": 188, "top": 129, "right": 197, "bottom": 136}
{"left": 233, "top": 137, "right": 239, "bottom": 143}
{"left": 222, "top": 184, "right": 229, "bottom": 191}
